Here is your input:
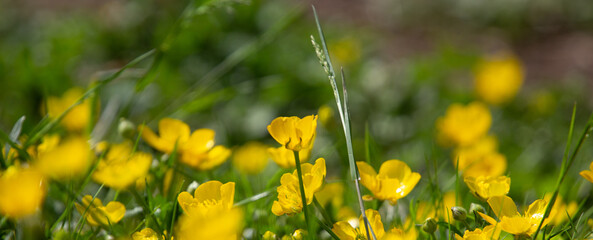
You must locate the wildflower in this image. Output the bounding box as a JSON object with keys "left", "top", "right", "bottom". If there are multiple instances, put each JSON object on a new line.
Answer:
{"left": 383, "top": 219, "right": 418, "bottom": 240}
{"left": 464, "top": 175, "right": 510, "bottom": 201}
{"left": 356, "top": 160, "right": 420, "bottom": 204}
{"left": 455, "top": 225, "right": 501, "bottom": 240}
{"left": 175, "top": 207, "right": 243, "bottom": 240}
{"left": 132, "top": 228, "right": 159, "bottom": 240}
{"left": 318, "top": 104, "right": 335, "bottom": 129}
{"left": 267, "top": 115, "right": 317, "bottom": 152}
{"left": 464, "top": 154, "right": 507, "bottom": 178}
{"left": 272, "top": 158, "right": 326, "bottom": 216}
{"left": 415, "top": 191, "right": 457, "bottom": 223}
{"left": 0, "top": 166, "right": 47, "bottom": 218}
{"left": 75, "top": 195, "right": 125, "bottom": 227}
{"left": 262, "top": 231, "right": 276, "bottom": 240}
{"left": 330, "top": 36, "right": 361, "bottom": 66}
{"left": 544, "top": 195, "right": 578, "bottom": 225}
{"left": 140, "top": 118, "right": 230, "bottom": 170}
{"left": 436, "top": 102, "right": 491, "bottom": 147}
{"left": 92, "top": 141, "right": 152, "bottom": 190}
{"left": 479, "top": 196, "right": 555, "bottom": 237}
{"left": 332, "top": 209, "right": 385, "bottom": 240}
{"left": 177, "top": 181, "right": 235, "bottom": 216}
{"left": 453, "top": 135, "right": 497, "bottom": 170}
{"left": 474, "top": 52, "right": 524, "bottom": 105}
{"left": 580, "top": 161, "right": 593, "bottom": 184}
{"left": 315, "top": 182, "right": 345, "bottom": 209}
{"left": 268, "top": 146, "right": 311, "bottom": 168}
{"left": 35, "top": 136, "right": 92, "bottom": 180}
{"left": 232, "top": 142, "right": 269, "bottom": 175}
{"left": 46, "top": 87, "right": 92, "bottom": 132}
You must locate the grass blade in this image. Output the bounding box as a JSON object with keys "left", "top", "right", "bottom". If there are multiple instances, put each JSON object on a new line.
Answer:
{"left": 311, "top": 5, "right": 376, "bottom": 240}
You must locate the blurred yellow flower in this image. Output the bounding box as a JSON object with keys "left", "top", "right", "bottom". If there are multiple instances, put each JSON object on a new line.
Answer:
{"left": 132, "top": 228, "right": 159, "bottom": 240}
{"left": 383, "top": 219, "right": 418, "bottom": 240}
{"left": 268, "top": 146, "right": 311, "bottom": 169}
{"left": 330, "top": 36, "right": 361, "bottom": 66}
{"left": 177, "top": 181, "right": 235, "bottom": 216}
{"left": 474, "top": 52, "right": 524, "bottom": 105}
{"left": 544, "top": 195, "right": 578, "bottom": 225}
{"left": 46, "top": 88, "right": 92, "bottom": 132}
{"left": 356, "top": 160, "right": 421, "bottom": 204}
{"left": 464, "top": 175, "right": 510, "bottom": 201}
{"left": 232, "top": 141, "right": 269, "bottom": 175}
{"left": 415, "top": 191, "right": 457, "bottom": 223}
{"left": 262, "top": 231, "right": 276, "bottom": 240}
{"left": 463, "top": 153, "right": 507, "bottom": 178}
{"left": 437, "top": 102, "right": 491, "bottom": 147}
{"left": 0, "top": 166, "right": 47, "bottom": 218}
{"left": 332, "top": 209, "right": 385, "bottom": 240}
{"left": 453, "top": 135, "right": 497, "bottom": 170}
{"left": 35, "top": 136, "right": 92, "bottom": 180}
{"left": 315, "top": 182, "right": 345, "bottom": 209}
{"left": 92, "top": 141, "right": 152, "bottom": 190}
{"left": 75, "top": 195, "right": 125, "bottom": 227}
{"left": 479, "top": 196, "right": 554, "bottom": 237}
{"left": 272, "top": 158, "right": 326, "bottom": 216}
{"left": 580, "top": 161, "right": 593, "bottom": 183}
{"left": 175, "top": 207, "right": 243, "bottom": 240}
{"left": 318, "top": 104, "right": 335, "bottom": 129}
{"left": 454, "top": 225, "right": 501, "bottom": 240}
{"left": 267, "top": 115, "right": 317, "bottom": 152}
{"left": 140, "top": 118, "right": 230, "bottom": 170}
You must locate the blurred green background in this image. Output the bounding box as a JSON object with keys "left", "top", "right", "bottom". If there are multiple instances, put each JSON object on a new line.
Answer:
{"left": 1, "top": 0, "right": 593, "bottom": 204}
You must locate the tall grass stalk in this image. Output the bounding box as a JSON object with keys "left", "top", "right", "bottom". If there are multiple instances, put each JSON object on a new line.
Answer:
{"left": 311, "top": 5, "right": 377, "bottom": 240}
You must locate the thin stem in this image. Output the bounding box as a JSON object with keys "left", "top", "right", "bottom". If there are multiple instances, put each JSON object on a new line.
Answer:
{"left": 313, "top": 196, "right": 334, "bottom": 227}
{"left": 293, "top": 150, "right": 312, "bottom": 237}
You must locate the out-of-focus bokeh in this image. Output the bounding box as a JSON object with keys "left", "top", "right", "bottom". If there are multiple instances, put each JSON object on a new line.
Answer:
{"left": 1, "top": 0, "right": 593, "bottom": 202}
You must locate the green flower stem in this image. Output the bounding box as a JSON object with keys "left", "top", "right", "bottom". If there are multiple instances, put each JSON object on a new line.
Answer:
{"left": 313, "top": 196, "right": 334, "bottom": 227}
{"left": 293, "top": 150, "right": 312, "bottom": 238}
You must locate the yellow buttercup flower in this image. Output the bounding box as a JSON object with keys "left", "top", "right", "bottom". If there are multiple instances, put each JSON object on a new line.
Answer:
{"left": 330, "top": 36, "right": 361, "bottom": 66}
{"left": 415, "top": 191, "right": 457, "bottom": 223}
{"left": 272, "top": 158, "right": 326, "bottom": 216}
{"left": 479, "top": 196, "right": 554, "bottom": 237}
{"left": 177, "top": 181, "right": 235, "bottom": 216}
{"left": 463, "top": 153, "right": 507, "bottom": 178}
{"left": 464, "top": 175, "right": 510, "bottom": 201}
{"left": 318, "top": 104, "right": 335, "bottom": 129}
{"left": 262, "top": 231, "right": 276, "bottom": 240}
{"left": 46, "top": 88, "right": 92, "bottom": 132}
{"left": 132, "top": 228, "right": 159, "bottom": 240}
{"left": 544, "top": 195, "right": 578, "bottom": 225}
{"left": 267, "top": 115, "right": 317, "bottom": 152}
{"left": 453, "top": 135, "right": 497, "bottom": 170}
{"left": 315, "top": 182, "right": 345, "bottom": 209}
{"left": 0, "top": 166, "right": 47, "bottom": 218}
{"left": 232, "top": 141, "right": 269, "bottom": 175}
{"left": 75, "top": 195, "right": 125, "bottom": 227}
{"left": 474, "top": 52, "right": 524, "bottom": 105}
{"left": 454, "top": 225, "right": 501, "bottom": 240}
{"left": 332, "top": 209, "right": 385, "bottom": 240}
{"left": 383, "top": 219, "right": 418, "bottom": 240}
{"left": 437, "top": 102, "right": 491, "bottom": 147}
{"left": 92, "top": 141, "right": 152, "bottom": 190}
{"left": 35, "top": 136, "right": 92, "bottom": 180}
{"left": 140, "top": 118, "right": 230, "bottom": 170}
{"left": 268, "top": 146, "right": 311, "bottom": 169}
{"left": 580, "top": 161, "right": 593, "bottom": 183}
{"left": 356, "top": 160, "right": 421, "bottom": 204}
{"left": 175, "top": 207, "right": 243, "bottom": 240}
